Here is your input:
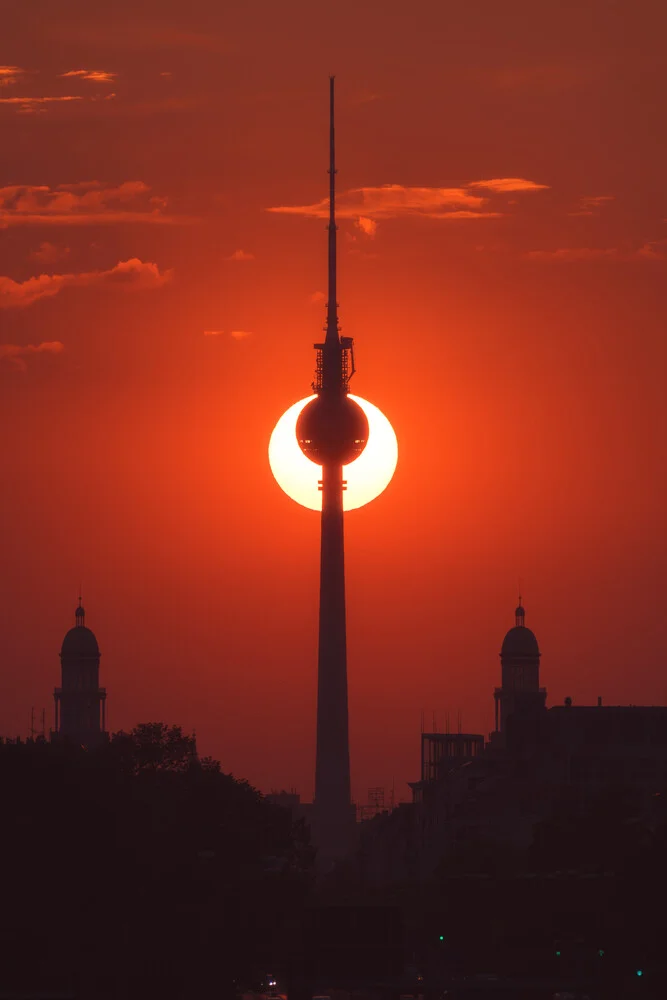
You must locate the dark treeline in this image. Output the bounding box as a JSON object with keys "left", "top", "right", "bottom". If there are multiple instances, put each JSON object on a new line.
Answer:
{"left": 2, "top": 730, "right": 666, "bottom": 999}
{"left": 0, "top": 724, "right": 312, "bottom": 999}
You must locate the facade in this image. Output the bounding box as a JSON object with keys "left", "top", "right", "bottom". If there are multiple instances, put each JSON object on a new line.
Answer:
{"left": 359, "top": 601, "right": 667, "bottom": 885}
{"left": 508, "top": 702, "right": 667, "bottom": 803}
{"left": 53, "top": 600, "right": 107, "bottom": 747}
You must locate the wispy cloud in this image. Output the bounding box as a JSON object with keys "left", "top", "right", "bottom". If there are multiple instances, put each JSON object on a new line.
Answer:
{"left": 309, "top": 290, "right": 326, "bottom": 304}
{"left": 61, "top": 69, "right": 116, "bottom": 82}
{"left": 568, "top": 194, "right": 615, "bottom": 216}
{"left": 0, "top": 65, "right": 24, "bottom": 86}
{"left": 635, "top": 240, "right": 667, "bottom": 260}
{"left": 526, "top": 247, "right": 618, "bottom": 261}
{"left": 269, "top": 184, "right": 486, "bottom": 221}
{"left": 469, "top": 178, "right": 550, "bottom": 193}
{"left": 0, "top": 181, "right": 191, "bottom": 227}
{"left": 224, "top": 249, "right": 255, "bottom": 261}
{"left": 0, "top": 258, "right": 172, "bottom": 308}
{"left": 350, "top": 89, "right": 383, "bottom": 106}
{"left": 50, "top": 19, "right": 226, "bottom": 53}
{"left": 0, "top": 95, "right": 83, "bottom": 114}
{"left": 204, "top": 329, "right": 253, "bottom": 339}
{"left": 30, "top": 242, "right": 71, "bottom": 263}
{"left": 268, "top": 178, "right": 548, "bottom": 229}
{"left": 429, "top": 210, "right": 501, "bottom": 219}
{"left": 356, "top": 216, "right": 377, "bottom": 237}
{"left": 0, "top": 341, "right": 64, "bottom": 371}
{"left": 526, "top": 242, "right": 666, "bottom": 262}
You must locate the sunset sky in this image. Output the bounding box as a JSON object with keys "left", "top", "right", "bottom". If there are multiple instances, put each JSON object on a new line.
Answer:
{"left": 2, "top": 0, "right": 666, "bottom": 803}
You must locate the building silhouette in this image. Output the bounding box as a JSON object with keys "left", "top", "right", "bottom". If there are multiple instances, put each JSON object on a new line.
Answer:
{"left": 294, "top": 78, "right": 368, "bottom": 861}
{"left": 493, "top": 601, "right": 546, "bottom": 739}
{"left": 360, "top": 599, "right": 667, "bottom": 884}
{"left": 53, "top": 599, "right": 107, "bottom": 747}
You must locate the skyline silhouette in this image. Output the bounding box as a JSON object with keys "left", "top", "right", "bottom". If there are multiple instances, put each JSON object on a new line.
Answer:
{"left": 12, "top": 585, "right": 667, "bottom": 820}
{"left": 2, "top": 0, "right": 667, "bottom": 805}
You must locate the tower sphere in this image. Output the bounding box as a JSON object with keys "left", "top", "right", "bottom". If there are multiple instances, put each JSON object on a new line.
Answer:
{"left": 296, "top": 393, "right": 369, "bottom": 466}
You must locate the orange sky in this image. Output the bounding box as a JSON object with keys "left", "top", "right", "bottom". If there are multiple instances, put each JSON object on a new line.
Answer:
{"left": 1, "top": 0, "right": 667, "bottom": 803}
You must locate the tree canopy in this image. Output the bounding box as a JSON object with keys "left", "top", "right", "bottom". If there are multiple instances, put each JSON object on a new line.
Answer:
{"left": 0, "top": 724, "right": 312, "bottom": 998}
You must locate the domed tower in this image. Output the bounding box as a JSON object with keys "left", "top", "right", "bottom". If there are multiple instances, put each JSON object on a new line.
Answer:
{"left": 54, "top": 599, "right": 107, "bottom": 746}
{"left": 493, "top": 601, "right": 546, "bottom": 738}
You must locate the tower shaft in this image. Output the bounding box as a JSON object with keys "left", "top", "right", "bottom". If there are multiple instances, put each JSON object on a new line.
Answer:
{"left": 292, "top": 76, "right": 364, "bottom": 862}
{"left": 315, "top": 461, "right": 351, "bottom": 824}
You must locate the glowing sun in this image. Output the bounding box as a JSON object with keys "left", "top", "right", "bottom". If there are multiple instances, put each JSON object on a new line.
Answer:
{"left": 269, "top": 394, "right": 398, "bottom": 511}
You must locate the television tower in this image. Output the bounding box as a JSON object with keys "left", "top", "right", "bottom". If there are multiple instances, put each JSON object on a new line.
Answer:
{"left": 296, "top": 77, "right": 369, "bottom": 858}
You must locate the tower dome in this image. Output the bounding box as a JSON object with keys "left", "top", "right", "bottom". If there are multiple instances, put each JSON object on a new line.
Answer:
{"left": 60, "top": 601, "right": 100, "bottom": 657}
{"left": 60, "top": 625, "right": 100, "bottom": 657}
{"left": 500, "top": 602, "right": 540, "bottom": 658}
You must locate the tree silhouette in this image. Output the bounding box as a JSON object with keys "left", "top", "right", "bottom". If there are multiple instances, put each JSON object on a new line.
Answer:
{"left": 109, "top": 721, "right": 200, "bottom": 773}
{"left": 0, "top": 725, "right": 312, "bottom": 999}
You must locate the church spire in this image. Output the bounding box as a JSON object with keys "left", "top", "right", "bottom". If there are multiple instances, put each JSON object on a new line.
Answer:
{"left": 75, "top": 592, "right": 85, "bottom": 627}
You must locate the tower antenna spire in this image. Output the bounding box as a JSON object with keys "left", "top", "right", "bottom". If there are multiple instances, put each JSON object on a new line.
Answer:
{"left": 294, "top": 79, "right": 371, "bottom": 863}
{"left": 326, "top": 75, "right": 339, "bottom": 345}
